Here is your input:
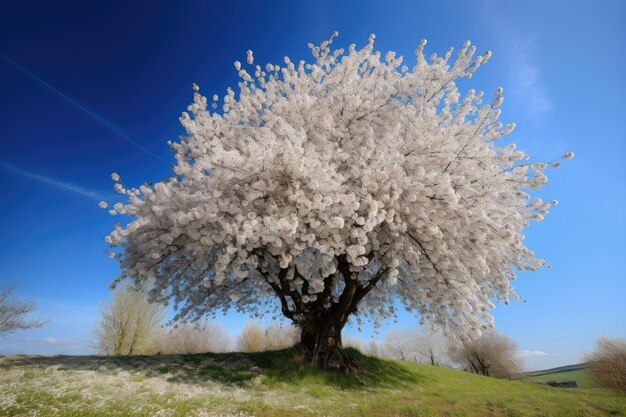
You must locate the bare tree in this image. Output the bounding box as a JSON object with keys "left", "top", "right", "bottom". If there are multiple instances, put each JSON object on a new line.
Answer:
{"left": 448, "top": 331, "right": 522, "bottom": 379}
{"left": 0, "top": 283, "right": 49, "bottom": 336}
{"left": 382, "top": 330, "right": 414, "bottom": 361}
{"left": 160, "top": 321, "right": 231, "bottom": 354}
{"left": 584, "top": 337, "right": 626, "bottom": 393}
{"left": 263, "top": 322, "right": 299, "bottom": 351}
{"left": 92, "top": 285, "right": 165, "bottom": 355}
{"left": 366, "top": 340, "right": 380, "bottom": 357}
{"left": 237, "top": 322, "right": 265, "bottom": 353}
{"left": 381, "top": 328, "right": 451, "bottom": 365}
{"left": 413, "top": 329, "right": 451, "bottom": 366}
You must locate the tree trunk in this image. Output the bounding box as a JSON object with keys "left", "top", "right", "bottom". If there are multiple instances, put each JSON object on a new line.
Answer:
{"left": 298, "top": 314, "right": 355, "bottom": 372}
{"left": 262, "top": 253, "right": 387, "bottom": 372}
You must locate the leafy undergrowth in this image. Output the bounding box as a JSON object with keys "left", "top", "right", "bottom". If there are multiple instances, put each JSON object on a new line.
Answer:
{"left": 1, "top": 348, "right": 624, "bottom": 416}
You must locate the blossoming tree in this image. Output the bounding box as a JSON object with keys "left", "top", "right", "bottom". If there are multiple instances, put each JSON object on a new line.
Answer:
{"left": 102, "top": 33, "right": 572, "bottom": 371}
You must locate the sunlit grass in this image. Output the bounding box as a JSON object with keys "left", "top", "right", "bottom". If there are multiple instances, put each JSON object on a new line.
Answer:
{"left": 525, "top": 364, "right": 598, "bottom": 388}
{"left": 1, "top": 349, "right": 624, "bottom": 416}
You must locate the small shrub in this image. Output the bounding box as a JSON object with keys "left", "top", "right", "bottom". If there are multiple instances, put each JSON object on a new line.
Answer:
{"left": 263, "top": 323, "right": 299, "bottom": 351}
{"left": 585, "top": 337, "right": 626, "bottom": 393}
{"left": 92, "top": 285, "right": 165, "bottom": 355}
{"left": 160, "top": 322, "right": 231, "bottom": 354}
{"left": 448, "top": 331, "right": 522, "bottom": 379}
{"left": 238, "top": 322, "right": 265, "bottom": 352}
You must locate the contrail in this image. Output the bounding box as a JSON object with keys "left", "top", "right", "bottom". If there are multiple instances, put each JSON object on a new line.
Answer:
{"left": 0, "top": 161, "right": 108, "bottom": 201}
{"left": 1, "top": 54, "right": 169, "bottom": 164}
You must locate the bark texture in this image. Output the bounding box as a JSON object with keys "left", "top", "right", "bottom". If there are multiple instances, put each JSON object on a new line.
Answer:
{"left": 299, "top": 316, "right": 353, "bottom": 371}
{"left": 264, "top": 253, "right": 387, "bottom": 372}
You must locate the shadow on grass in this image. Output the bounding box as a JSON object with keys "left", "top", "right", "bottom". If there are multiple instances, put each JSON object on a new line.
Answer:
{"left": 4, "top": 347, "right": 428, "bottom": 389}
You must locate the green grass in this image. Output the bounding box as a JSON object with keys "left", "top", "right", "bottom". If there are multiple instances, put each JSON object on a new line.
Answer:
{"left": 1, "top": 349, "right": 624, "bottom": 416}
{"left": 526, "top": 364, "right": 598, "bottom": 388}
{"left": 526, "top": 363, "right": 587, "bottom": 376}
{"left": 529, "top": 370, "right": 597, "bottom": 388}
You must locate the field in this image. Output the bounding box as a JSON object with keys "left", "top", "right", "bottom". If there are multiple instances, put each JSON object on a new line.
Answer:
{"left": 1, "top": 349, "right": 625, "bottom": 417}
{"left": 526, "top": 364, "right": 597, "bottom": 388}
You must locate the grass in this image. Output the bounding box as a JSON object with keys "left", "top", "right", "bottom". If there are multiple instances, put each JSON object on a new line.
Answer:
{"left": 526, "top": 363, "right": 597, "bottom": 388}
{"left": 1, "top": 348, "right": 624, "bottom": 416}
{"left": 530, "top": 370, "right": 597, "bottom": 388}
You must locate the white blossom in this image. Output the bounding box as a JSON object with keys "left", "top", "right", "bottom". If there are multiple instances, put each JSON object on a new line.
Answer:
{"left": 104, "top": 33, "right": 570, "bottom": 338}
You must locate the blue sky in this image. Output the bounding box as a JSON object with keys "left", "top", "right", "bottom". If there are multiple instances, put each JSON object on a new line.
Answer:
{"left": 0, "top": 0, "right": 624, "bottom": 370}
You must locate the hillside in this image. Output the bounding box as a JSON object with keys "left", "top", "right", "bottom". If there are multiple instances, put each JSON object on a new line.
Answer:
{"left": 1, "top": 349, "right": 624, "bottom": 417}
{"left": 526, "top": 364, "right": 598, "bottom": 388}
{"left": 526, "top": 363, "right": 587, "bottom": 376}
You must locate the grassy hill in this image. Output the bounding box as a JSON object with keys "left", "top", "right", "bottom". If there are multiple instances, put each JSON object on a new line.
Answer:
{"left": 1, "top": 349, "right": 624, "bottom": 417}
{"left": 526, "top": 364, "right": 598, "bottom": 388}
{"left": 526, "top": 363, "right": 587, "bottom": 376}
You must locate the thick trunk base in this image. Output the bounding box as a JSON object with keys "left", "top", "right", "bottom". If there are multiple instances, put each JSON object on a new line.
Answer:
{"left": 298, "top": 341, "right": 357, "bottom": 373}
{"left": 298, "top": 320, "right": 357, "bottom": 373}
{"left": 265, "top": 254, "right": 383, "bottom": 372}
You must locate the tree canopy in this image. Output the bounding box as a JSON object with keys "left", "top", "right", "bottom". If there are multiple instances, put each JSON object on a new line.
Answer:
{"left": 102, "top": 33, "right": 570, "bottom": 368}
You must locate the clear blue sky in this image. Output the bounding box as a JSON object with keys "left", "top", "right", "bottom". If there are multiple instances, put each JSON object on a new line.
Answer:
{"left": 0, "top": 0, "right": 624, "bottom": 370}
